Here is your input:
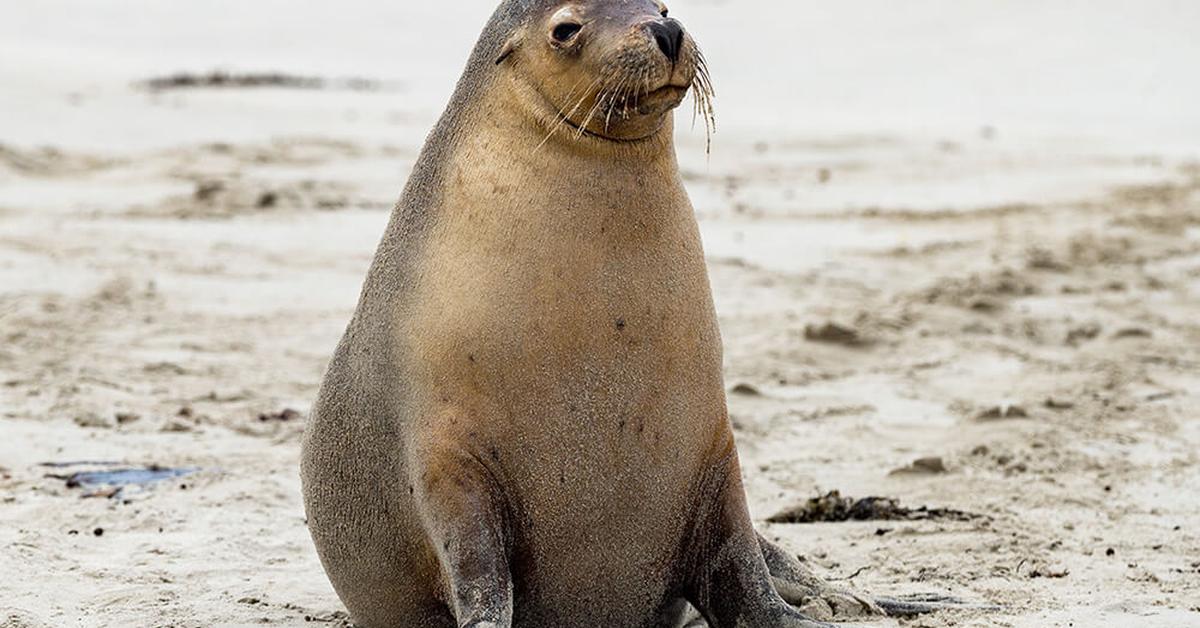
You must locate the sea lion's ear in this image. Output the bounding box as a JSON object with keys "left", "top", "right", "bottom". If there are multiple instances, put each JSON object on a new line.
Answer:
{"left": 496, "top": 32, "right": 522, "bottom": 65}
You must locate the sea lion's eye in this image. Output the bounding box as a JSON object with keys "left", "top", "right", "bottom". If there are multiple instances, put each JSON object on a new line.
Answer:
{"left": 551, "top": 22, "right": 583, "bottom": 44}
{"left": 661, "top": 8, "right": 669, "bottom": 17}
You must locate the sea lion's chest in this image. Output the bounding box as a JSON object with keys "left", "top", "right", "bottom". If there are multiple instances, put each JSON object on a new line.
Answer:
{"left": 404, "top": 149, "right": 722, "bottom": 408}
{"left": 398, "top": 173, "right": 729, "bottom": 614}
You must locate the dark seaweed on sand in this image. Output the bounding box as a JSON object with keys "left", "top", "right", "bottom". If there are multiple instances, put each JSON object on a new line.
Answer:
{"left": 139, "top": 71, "right": 389, "bottom": 92}
{"left": 767, "top": 490, "right": 980, "bottom": 524}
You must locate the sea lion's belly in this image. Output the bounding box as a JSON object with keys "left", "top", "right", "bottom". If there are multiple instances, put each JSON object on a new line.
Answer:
{"left": 404, "top": 209, "right": 728, "bottom": 622}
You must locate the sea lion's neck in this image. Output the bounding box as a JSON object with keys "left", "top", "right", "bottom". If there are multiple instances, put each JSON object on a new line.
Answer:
{"left": 435, "top": 75, "right": 687, "bottom": 236}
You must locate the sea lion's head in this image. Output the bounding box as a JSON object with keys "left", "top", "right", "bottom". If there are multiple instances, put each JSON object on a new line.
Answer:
{"left": 494, "top": 0, "right": 714, "bottom": 144}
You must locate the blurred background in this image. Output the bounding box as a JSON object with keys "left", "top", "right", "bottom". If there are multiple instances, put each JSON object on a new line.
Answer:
{"left": 1, "top": 1, "right": 1198, "bottom": 626}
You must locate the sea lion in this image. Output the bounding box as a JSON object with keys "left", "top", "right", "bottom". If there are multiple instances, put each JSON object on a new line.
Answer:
{"left": 301, "top": 1, "right": 956, "bottom": 626}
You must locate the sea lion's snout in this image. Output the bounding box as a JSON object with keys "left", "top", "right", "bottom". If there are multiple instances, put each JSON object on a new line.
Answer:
{"left": 645, "top": 18, "right": 685, "bottom": 64}
{"left": 509, "top": 0, "right": 713, "bottom": 144}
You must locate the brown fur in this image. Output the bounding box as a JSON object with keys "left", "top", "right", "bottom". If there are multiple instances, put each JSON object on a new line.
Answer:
{"left": 301, "top": 2, "right": 861, "bottom": 627}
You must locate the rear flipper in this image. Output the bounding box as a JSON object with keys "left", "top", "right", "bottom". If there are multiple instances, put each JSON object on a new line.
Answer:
{"left": 758, "top": 533, "right": 879, "bottom": 621}
{"left": 758, "top": 534, "right": 996, "bottom": 621}
{"left": 874, "top": 593, "right": 998, "bottom": 617}
{"left": 685, "top": 458, "right": 836, "bottom": 628}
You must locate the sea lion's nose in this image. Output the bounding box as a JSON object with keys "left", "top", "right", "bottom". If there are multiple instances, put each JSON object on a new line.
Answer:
{"left": 647, "top": 19, "right": 684, "bottom": 63}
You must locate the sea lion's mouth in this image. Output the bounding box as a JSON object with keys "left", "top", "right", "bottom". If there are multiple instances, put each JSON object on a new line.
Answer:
{"left": 634, "top": 84, "right": 689, "bottom": 115}
{"left": 548, "top": 82, "right": 690, "bottom": 144}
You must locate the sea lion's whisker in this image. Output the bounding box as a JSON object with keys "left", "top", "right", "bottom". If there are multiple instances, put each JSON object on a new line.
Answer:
{"left": 618, "top": 74, "right": 628, "bottom": 121}
{"left": 574, "top": 66, "right": 621, "bottom": 140}
{"left": 642, "top": 67, "right": 652, "bottom": 107}
{"left": 604, "top": 74, "right": 631, "bottom": 132}
{"left": 619, "top": 72, "right": 634, "bottom": 121}
{"left": 576, "top": 84, "right": 610, "bottom": 140}
{"left": 632, "top": 67, "right": 649, "bottom": 116}
{"left": 686, "top": 50, "right": 716, "bottom": 153}
{"left": 634, "top": 69, "right": 644, "bottom": 109}
{"left": 536, "top": 76, "right": 603, "bottom": 151}
{"left": 613, "top": 74, "right": 634, "bottom": 124}
{"left": 537, "top": 75, "right": 591, "bottom": 144}
{"left": 591, "top": 67, "right": 625, "bottom": 134}
{"left": 576, "top": 101, "right": 601, "bottom": 140}
{"left": 630, "top": 67, "right": 645, "bottom": 115}
{"left": 601, "top": 79, "right": 619, "bottom": 130}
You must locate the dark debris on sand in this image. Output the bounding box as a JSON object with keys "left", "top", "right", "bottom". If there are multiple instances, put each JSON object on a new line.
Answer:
{"left": 804, "top": 322, "right": 869, "bottom": 347}
{"left": 258, "top": 408, "right": 303, "bottom": 423}
{"left": 139, "top": 71, "right": 392, "bottom": 92}
{"left": 767, "top": 490, "right": 981, "bottom": 524}
{"left": 42, "top": 462, "right": 198, "bottom": 499}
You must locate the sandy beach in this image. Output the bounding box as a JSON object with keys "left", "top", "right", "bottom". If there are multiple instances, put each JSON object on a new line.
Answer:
{"left": 2, "top": 1, "right": 1199, "bottom": 626}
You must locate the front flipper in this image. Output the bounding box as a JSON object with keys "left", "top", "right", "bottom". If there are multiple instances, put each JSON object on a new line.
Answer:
{"left": 414, "top": 443, "right": 514, "bottom": 628}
